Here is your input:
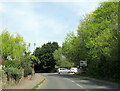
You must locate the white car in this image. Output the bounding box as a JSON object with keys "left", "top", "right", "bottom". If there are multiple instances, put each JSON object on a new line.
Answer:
{"left": 69, "top": 67, "right": 78, "bottom": 73}
{"left": 57, "top": 68, "right": 69, "bottom": 74}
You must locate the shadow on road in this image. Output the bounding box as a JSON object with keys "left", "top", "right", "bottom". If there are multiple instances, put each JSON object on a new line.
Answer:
{"left": 41, "top": 73, "right": 120, "bottom": 89}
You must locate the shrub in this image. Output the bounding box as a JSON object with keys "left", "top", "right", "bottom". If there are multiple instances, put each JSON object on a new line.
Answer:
{"left": 20, "top": 56, "right": 34, "bottom": 77}
{"left": 24, "top": 67, "right": 32, "bottom": 77}
{"left": 3, "top": 67, "right": 22, "bottom": 82}
{"left": 0, "top": 70, "right": 3, "bottom": 80}
{"left": 4, "top": 60, "right": 20, "bottom": 69}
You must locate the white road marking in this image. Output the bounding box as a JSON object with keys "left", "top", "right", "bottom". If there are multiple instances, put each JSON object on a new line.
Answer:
{"left": 64, "top": 78, "right": 83, "bottom": 88}
{"left": 76, "top": 83, "right": 83, "bottom": 88}
{"left": 64, "top": 78, "right": 71, "bottom": 81}
{"left": 72, "top": 80, "right": 75, "bottom": 83}
{"left": 64, "top": 78, "right": 69, "bottom": 80}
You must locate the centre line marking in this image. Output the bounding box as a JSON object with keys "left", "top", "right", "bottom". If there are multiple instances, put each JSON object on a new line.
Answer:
{"left": 64, "top": 78, "right": 83, "bottom": 88}
{"left": 72, "top": 81, "right": 75, "bottom": 83}
{"left": 64, "top": 78, "right": 70, "bottom": 80}
{"left": 76, "top": 83, "right": 83, "bottom": 88}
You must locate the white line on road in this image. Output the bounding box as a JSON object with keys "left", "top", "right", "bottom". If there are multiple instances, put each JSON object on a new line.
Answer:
{"left": 71, "top": 80, "right": 75, "bottom": 83}
{"left": 64, "top": 78, "right": 83, "bottom": 88}
{"left": 64, "top": 78, "right": 71, "bottom": 81}
{"left": 76, "top": 83, "right": 83, "bottom": 88}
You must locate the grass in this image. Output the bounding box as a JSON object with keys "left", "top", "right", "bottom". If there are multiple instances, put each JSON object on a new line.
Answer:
{"left": 76, "top": 73, "right": 120, "bottom": 84}
{"left": 31, "top": 78, "right": 46, "bottom": 90}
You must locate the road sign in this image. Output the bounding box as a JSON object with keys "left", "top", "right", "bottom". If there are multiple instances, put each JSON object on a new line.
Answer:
{"left": 80, "top": 61, "right": 87, "bottom": 66}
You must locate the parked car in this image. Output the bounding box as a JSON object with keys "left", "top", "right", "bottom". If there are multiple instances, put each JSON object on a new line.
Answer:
{"left": 57, "top": 68, "right": 69, "bottom": 74}
{"left": 69, "top": 67, "right": 78, "bottom": 73}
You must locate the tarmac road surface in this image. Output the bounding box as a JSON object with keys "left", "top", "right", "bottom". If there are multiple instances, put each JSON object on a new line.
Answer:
{"left": 39, "top": 73, "right": 119, "bottom": 90}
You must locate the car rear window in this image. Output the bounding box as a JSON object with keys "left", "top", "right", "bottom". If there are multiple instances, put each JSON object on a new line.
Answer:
{"left": 60, "top": 68, "right": 66, "bottom": 70}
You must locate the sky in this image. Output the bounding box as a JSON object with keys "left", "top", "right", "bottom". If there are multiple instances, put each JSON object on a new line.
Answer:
{"left": 0, "top": 0, "right": 107, "bottom": 52}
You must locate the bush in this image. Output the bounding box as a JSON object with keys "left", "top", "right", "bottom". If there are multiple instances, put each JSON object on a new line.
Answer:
{"left": 20, "top": 56, "right": 34, "bottom": 77}
{"left": 0, "top": 70, "right": 3, "bottom": 80}
{"left": 4, "top": 60, "right": 20, "bottom": 69}
{"left": 3, "top": 67, "right": 22, "bottom": 81}
{"left": 24, "top": 67, "right": 32, "bottom": 77}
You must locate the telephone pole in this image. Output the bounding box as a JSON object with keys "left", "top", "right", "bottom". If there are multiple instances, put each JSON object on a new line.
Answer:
{"left": 34, "top": 43, "right": 36, "bottom": 55}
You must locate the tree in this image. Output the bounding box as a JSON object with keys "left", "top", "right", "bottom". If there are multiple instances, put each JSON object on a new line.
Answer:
{"left": 20, "top": 51, "right": 40, "bottom": 76}
{"left": 0, "top": 30, "right": 26, "bottom": 63}
{"left": 79, "top": 2, "right": 119, "bottom": 77}
{"left": 0, "top": 30, "right": 41, "bottom": 77}
{"left": 34, "top": 42, "right": 59, "bottom": 72}
{"left": 53, "top": 48, "right": 74, "bottom": 68}
{"left": 62, "top": 2, "right": 119, "bottom": 80}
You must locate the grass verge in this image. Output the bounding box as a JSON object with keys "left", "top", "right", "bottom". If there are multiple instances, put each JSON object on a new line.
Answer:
{"left": 31, "top": 78, "right": 46, "bottom": 90}
{"left": 76, "top": 73, "right": 120, "bottom": 84}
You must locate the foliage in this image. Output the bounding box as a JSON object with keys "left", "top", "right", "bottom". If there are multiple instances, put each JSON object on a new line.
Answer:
{"left": 0, "top": 70, "right": 3, "bottom": 80}
{"left": 0, "top": 30, "right": 26, "bottom": 61}
{"left": 62, "top": 32, "right": 82, "bottom": 66}
{"left": 20, "top": 56, "right": 32, "bottom": 76}
{"left": 24, "top": 51, "right": 40, "bottom": 65}
{"left": 53, "top": 48, "right": 74, "bottom": 68}
{"left": 20, "top": 52, "right": 40, "bottom": 77}
{"left": 4, "top": 60, "right": 20, "bottom": 69}
{"left": 62, "top": 2, "right": 119, "bottom": 80}
{"left": 0, "top": 30, "right": 40, "bottom": 77}
{"left": 3, "top": 67, "right": 22, "bottom": 81}
{"left": 34, "top": 42, "right": 59, "bottom": 72}
{"left": 28, "top": 54, "right": 40, "bottom": 65}
{"left": 24, "top": 66, "right": 33, "bottom": 77}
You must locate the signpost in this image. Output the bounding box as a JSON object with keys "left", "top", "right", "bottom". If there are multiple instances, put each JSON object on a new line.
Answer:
{"left": 80, "top": 61, "right": 87, "bottom": 67}
{"left": 80, "top": 60, "right": 87, "bottom": 73}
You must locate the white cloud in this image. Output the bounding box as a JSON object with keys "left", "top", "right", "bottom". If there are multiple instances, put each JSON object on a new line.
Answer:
{"left": 61, "top": 2, "right": 101, "bottom": 18}
{"left": 0, "top": 1, "right": 104, "bottom": 52}
{"left": 0, "top": 2, "right": 69, "bottom": 51}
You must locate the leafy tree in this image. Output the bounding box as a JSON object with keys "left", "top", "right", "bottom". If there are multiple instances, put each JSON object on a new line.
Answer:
{"left": 1, "top": 30, "right": 26, "bottom": 61}
{"left": 62, "top": 2, "right": 119, "bottom": 81}
{"left": 80, "top": 2, "right": 119, "bottom": 77}
{"left": 62, "top": 32, "right": 80, "bottom": 65}
{"left": 0, "top": 30, "right": 41, "bottom": 78}
{"left": 53, "top": 48, "right": 74, "bottom": 68}
{"left": 34, "top": 42, "right": 59, "bottom": 72}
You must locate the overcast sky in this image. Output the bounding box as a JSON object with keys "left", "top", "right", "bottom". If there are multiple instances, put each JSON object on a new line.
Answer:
{"left": 0, "top": 0, "right": 106, "bottom": 52}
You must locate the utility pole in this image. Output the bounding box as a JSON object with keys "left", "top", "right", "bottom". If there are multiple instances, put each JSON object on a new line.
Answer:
{"left": 2, "top": 13, "right": 5, "bottom": 31}
{"left": 34, "top": 43, "right": 36, "bottom": 55}
{"left": 33, "top": 43, "right": 36, "bottom": 75}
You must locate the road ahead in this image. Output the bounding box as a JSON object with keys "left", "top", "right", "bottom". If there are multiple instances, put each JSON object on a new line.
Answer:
{"left": 40, "top": 73, "right": 119, "bottom": 90}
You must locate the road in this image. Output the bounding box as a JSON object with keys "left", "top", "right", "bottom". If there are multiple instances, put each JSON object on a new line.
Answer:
{"left": 39, "top": 73, "right": 119, "bottom": 90}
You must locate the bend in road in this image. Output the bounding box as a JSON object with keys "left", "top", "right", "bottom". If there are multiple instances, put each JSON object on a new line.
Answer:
{"left": 39, "top": 73, "right": 120, "bottom": 90}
